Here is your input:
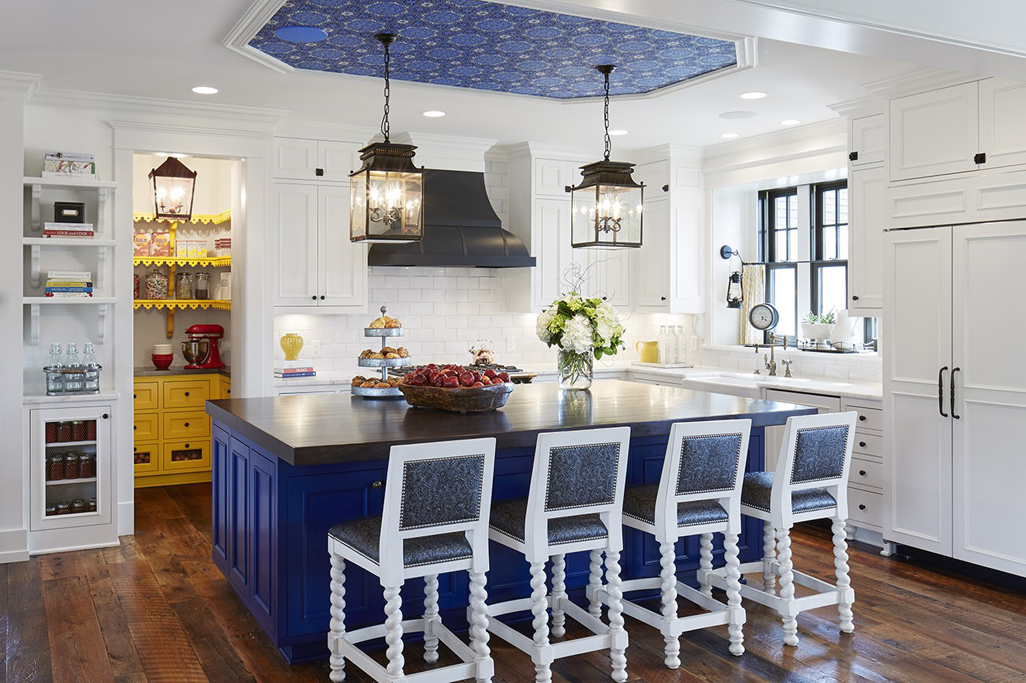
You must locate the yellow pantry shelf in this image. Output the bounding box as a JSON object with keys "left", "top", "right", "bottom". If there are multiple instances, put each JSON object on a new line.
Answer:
{"left": 134, "top": 256, "right": 231, "bottom": 267}
{"left": 134, "top": 300, "right": 231, "bottom": 311}
{"left": 133, "top": 210, "right": 231, "bottom": 225}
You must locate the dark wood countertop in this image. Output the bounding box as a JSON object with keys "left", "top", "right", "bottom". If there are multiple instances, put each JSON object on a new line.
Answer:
{"left": 206, "top": 380, "right": 817, "bottom": 466}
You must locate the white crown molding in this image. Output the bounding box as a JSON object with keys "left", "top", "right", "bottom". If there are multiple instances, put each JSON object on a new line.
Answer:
{"left": 502, "top": 141, "right": 591, "bottom": 162}
{"left": 633, "top": 144, "right": 703, "bottom": 166}
{"left": 274, "top": 119, "right": 376, "bottom": 143}
{"left": 0, "top": 71, "right": 40, "bottom": 98}
{"left": 861, "top": 67, "right": 979, "bottom": 99}
{"left": 30, "top": 88, "right": 287, "bottom": 129}
{"left": 223, "top": 0, "right": 294, "bottom": 75}
{"left": 702, "top": 118, "right": 846, "bottom": 174}
{"left": 394, "top": 131, "right": 499, "bottom": 154}
{"left": 828, "top": 96, "right": 885, "bottom": 119}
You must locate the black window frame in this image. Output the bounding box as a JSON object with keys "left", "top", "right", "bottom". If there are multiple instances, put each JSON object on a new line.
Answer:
{"left": 758, "top": 187, "right": 799, "bottom": 345}
{"left": 810, "top": 180, "right": 848, "bottom": 318}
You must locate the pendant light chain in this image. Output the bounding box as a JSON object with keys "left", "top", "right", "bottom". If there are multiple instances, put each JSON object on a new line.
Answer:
{"left": 380, "top": 35, "right": 391, "bottom": 143}
{"left": 603, "top": 68, "right": 611, "bottom": 161}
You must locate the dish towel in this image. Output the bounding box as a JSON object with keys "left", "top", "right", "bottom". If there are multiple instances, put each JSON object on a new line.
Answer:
{"left": 738, "top": 264, "right": 766, "bottom": 346}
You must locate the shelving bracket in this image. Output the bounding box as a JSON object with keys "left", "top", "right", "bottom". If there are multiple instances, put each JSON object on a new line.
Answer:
{"left": 31, "top": 183, "right": 41, "bottom": 231}
{"left": 30, "top": 245, "right": 41, "bottom": 287}
{"left": 29, "top": 304, "right": 40, "bottom": 345}
{"left": 97, "top": 304, "right": 108, "bottom": 344}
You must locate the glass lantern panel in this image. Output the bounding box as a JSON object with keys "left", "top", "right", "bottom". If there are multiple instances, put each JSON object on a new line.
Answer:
{"left": 365, "top": 170, "right": 423, "bottom": 240}
{"left": 350, "top": 172, "right": 367, "bottom": 240}
{"left": 573, "top": 184, "right": 643, "bottom": 247}
{"left": 401, "top": 173, "right": 423, "bottom": 237}
{"left": 153, "top": 176, "right": 194, "bottom": 218}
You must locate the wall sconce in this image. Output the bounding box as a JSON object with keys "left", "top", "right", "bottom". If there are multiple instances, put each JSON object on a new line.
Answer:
{"left": 720, "top": 244, "right": 744, "bottom": 309}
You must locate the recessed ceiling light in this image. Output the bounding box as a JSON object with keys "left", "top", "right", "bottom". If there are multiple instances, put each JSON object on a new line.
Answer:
{"left": 192, "top": 86, "right": 218, "bottom": 95}
{"left": 739, "top": 91, "right": 768, "bottom": 100}
{"left": 721, "top": 133, "right": 740, "bottom": 139}
{"left": 422, "top": 110, "right": 446, "bottom": 118}
{"left": 780, "top": 119, "right": 801, "bottom": 126}
{"left": 719, "top": 111, "right": 756, "bottom": 120}
{"left": 608, "top": 129, "right": 628, "bottom": 136}
{"left": 274, "top": 26, "right": 328, "bottom": 43}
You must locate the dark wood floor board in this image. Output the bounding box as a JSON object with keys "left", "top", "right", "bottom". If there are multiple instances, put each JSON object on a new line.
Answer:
{"left": 0, "top": 563, "right": 7, "bottom": 683}
{"left": 162, "top": 485, "right": 213, "bottom": 543}
{"left": 43, "top": 574, "right": 116, "bottom": 682}
{"left": 170, "top": 598, "right": 255, "bottom": 683}
{"left": 39, "top": 548, "right": 105, "bottom": 583}
{"left": 6, "top": 559, "right": 53, "bottom": 683}
{"left": 86, "top": 558, "right": 146, "bottom": 682}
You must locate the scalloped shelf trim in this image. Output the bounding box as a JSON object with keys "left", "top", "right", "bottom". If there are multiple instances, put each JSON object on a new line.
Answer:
{"left": 133, "top": 256, "right": 231, "bottom": 267}
{"left": 133, "top": 209, "right": 231, "bottom": 225}
{"left": 133, "top": 299, "right": 231, "bottom": 311}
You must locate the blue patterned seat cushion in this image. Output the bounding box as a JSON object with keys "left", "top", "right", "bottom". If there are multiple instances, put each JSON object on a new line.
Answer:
{"left": 741, "top": 472, "right": 836, "bottom": 514}
{"left": 329, "top": 516, "right": 472, "bottom": 568}
{"left": 622, "top": 485, "right": 729, "bottom": 527}
{"left": 490, "top": 498, "right": 608, "bottom": 545}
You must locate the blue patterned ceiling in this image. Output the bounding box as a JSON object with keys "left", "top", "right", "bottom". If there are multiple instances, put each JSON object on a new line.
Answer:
{"left": 249, "top": 1, "right": 739, "bottom": 99}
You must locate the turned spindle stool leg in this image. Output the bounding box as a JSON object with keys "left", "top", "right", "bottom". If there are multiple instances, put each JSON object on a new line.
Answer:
{"left": 550, "top": 554, "right": 567, "bottom": 637}
{"left": 724, "top": 532, "right": 745, "bottom": 656}
{"left": 776, "top": 528, "right": 798, "bottom": 647}
{"left": 329, "top": 555, "right": 346, "bottom": 682}
{"left": 606, "top": 550, "right": 627, "bottom": 683}
{"left": 658, "top": 541, "right": 680, "bottom": 669}
{"left": 833, "top": 518, "right": 855, "bottom": 634}
{"left": 469, "top": 571, "right": 492, "bottom": 683}
{"left": 423, "top": 574, "right": 440, "bottom": 663}
{"left": 384, "top": 586, "right": 405, "bottom": 681}
{"left": 763, "top": 522, "right": 777, "bottom": 594}
{"left": 699, "top": 533, "right": 714, "bottom": 597}
{"left": 529, "top": 561, "right": 551, "bottom": 683}
{"left": 588, "top": 549, "right": 604, "bottom": 620}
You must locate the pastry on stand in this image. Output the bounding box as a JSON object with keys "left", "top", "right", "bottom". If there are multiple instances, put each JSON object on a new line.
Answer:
{"left": 351, "top": 305, "right": 411, "bottom": 399}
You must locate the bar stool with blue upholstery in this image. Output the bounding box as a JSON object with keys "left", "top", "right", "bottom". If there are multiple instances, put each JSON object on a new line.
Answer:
{"left": 705, "top": 412, "right": 858, "bottom": 647}
{"left": 485, "top": 426, "right": 632, "bottom": 683}
{"left": 327, "top": 437, "right": 497, "bottom": 683}
{"left": 593, "top": 419, "right": 752, "bottom": 668}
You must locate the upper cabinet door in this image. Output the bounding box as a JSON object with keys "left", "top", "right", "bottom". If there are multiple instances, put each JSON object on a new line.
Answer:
{"left": 272, "top": 183, "right": 319, "bottom": 307}
{"left": 635, "top": 198, "right": 670, "bottom": 310}
{"left": 889, "top": 82, "right": 979, "bottom": 182}
{"left": 535, "top": 158, "right": 575, "bottom": 196}
{"left": 849, "top": 114, "right": 886, "bottom": 167}
{"left": 847, "top": 165, "right": 888, "bottom": 314}
{"left": 273, "top": 138, "right": 319, "bottom": 181}
{"left": 318, "top": 141, "right": 359, "bottom": 183}
{"left": 532, "top": 198, "right": 570, "bottom": 307}
{"left": 318, "top": 184, "right": 366, "bottom": 308}
{"left": 634, "top": 160, "right": 670, "bottom": 195}
{"left": 979, "top": 78, "right": 1026, "bottom": 170}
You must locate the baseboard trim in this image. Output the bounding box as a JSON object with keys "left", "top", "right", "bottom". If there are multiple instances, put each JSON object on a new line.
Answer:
{"left": 0, "top": 528, "right": 30, "bottom": 564}
{"left": 118, "top": 500, "right": 135, "bottom": 536}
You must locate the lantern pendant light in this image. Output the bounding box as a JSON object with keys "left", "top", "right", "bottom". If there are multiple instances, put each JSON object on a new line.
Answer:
{"left": 350, "top": 32, "right": 425, "bottom": 243}
{"left": 149, "top": 156, "right": 197, "bottom": 222}
{"left": 569, "top": 65, "right": 644, "bottom": 249}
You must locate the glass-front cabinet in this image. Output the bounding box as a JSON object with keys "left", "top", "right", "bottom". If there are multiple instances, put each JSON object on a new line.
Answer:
{"left": 30, "top": 404, "right": 113, "bottom": 531}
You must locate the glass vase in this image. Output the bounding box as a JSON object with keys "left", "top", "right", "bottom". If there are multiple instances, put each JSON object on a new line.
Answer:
{"left": 558, "top": 350, "right": 593, "bottom": 391}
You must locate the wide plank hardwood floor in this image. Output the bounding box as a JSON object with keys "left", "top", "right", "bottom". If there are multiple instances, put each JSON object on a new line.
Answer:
{"left": 5, "top": 483, "right": 1025, "bottom": 682}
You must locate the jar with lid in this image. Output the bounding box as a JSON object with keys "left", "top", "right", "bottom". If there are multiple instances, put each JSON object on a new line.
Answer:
{"left": 87, "top": 498, "right": 97, "bottom": 512}
{"left": 82, "top": 343, "right": 101, "bottom": 394}
{"left": 63, "top": 452, "right": 80, "bottom": 479}
{"left": 56, "top": 422, "right": 72, "bottom": 442}
{"left": 46, "top": 453, "right": 65, "bottom": 481}
{"left": 175, "top": 272, "right": 193, "bottom": 300}
{"left": 194, "top": 272, "right": 210, "bottom": 300}
{"left": 79, "top": 452, "right": 96, "bottom": 478}
{"left": 145, "top": 269, "right": 168, "bottom": 300}
{"left": 85, "top": 420, "right": 96, "bottom": 441}
{"left": 70, "top": 499, "right": 88, "bottom": 514}
{"left": 45, "top": 504, "right": 57, "bottom": 517}
{"left": 71, "top": 421, "right": 86, "bottom": 441}
{"left": 55, "top": 501, "right": 71, "bottom": 515}
{"left": 45, "top": 420, "right": 60, "bottom": 443}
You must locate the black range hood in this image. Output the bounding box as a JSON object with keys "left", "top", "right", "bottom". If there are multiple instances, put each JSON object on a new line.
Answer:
{"left": 367, "top": 169, "right": 536, "bottom": 268}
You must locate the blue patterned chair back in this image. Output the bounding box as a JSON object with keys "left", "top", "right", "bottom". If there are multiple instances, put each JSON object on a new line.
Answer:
{"left": 789, "top": 424, "right": 850, "bottom": 485}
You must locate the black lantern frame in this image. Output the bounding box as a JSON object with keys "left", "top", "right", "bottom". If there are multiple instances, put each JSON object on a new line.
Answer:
{"left": 350, "top": 32, "right": 425, "bottom": 243}
{"left": 148, "top": 156, "right": 197, "bottom": 222}
{"left": 569, "top": 65, "right": 643, "bottom": 249}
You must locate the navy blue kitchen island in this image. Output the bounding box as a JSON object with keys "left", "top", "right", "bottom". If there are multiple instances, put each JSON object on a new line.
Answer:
{"left": 206, "top": 380, "right": 815, "bottom": 662}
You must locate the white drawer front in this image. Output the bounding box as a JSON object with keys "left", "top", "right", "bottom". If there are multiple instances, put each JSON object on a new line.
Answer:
{"left": 849, "top": 403, "right": 883, "bottom": 432}
{"left": 848, "top": 487, "right": 883, "bottom": 528}
{"left": 853, "top": 432, "right": 883, "bottom": 458}
{"left": 850, "top": 458, "right": 884, "bottom": 490}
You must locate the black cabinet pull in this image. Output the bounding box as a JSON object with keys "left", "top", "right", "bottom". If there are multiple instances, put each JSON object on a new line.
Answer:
{"left": 372, "top": 480, "right": 383, "bottom": 488}
{"left": 858, "top": 415, "right": 866, "bottom": 422}
{"left": 660, "top": 296, "right": 667, "bottom": 301}
{"left": 602, "top": 296, "right": 608, "bottom": 301}
{"left": 859, "top": 470, "right": 867, "bottom": 476}
{"left": 951, "top": 367, "right": 961, "bottom": 419}
{"left": 974, "top": 152, "right": 986, "bottom": 164}
{"left": 320, "top": 295, "right": 326, "bottom": 300}
{"left": 852, "top": 295, "right": 860, "bottom": 301}
{"left": 849, "top": 151, "right": 858, "bottom": 161}
{"left": 184, "top": 444, "right": 190, "bottom": 448}
{"left": 102, "top": 413, "right": 108, "bottom": 419}
{"left": 184, "top": 392, "right": 190, "bottom": 397}
{"left": 315, "top": 168, "right": 324, "bottom": 177}
{"left": 312, "top": 295, "right": 317, "bottom": 301}
{"left": 133, "top": 393, "right": 137, "bottom": 399}
{"left": 133, "top": 447, "right": 137, "bottom": 452}
{"left": 938, "top": 366, "right": 949, "bottom": 417}
{"left": 859, "top": 441, "right": 867, "bottom": 448}
{"left": 184, "top": 422, "right": 190, "bottom": 427}
{"left": 133, "top": 425, "right": 136, "bottom": 430}
{"left": 859, "top": 504, "right": 866, "bottom": 511}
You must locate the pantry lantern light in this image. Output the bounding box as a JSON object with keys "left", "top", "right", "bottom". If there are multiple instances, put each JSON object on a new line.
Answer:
{"left": 149, "top": 156, "right": 197, "bottom": 221}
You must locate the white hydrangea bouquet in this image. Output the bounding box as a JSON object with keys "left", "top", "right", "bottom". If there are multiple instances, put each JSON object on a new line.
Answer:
{"left": 537, "top": 292, "right": 625, "bottom": 390}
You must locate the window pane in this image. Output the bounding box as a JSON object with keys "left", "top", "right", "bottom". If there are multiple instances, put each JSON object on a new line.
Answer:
{"left": 787, "top": 228, "right": 797, "bottom": 261}
{"left": 818, "top": 265, "right": 847, "bottom": 317}
{"left": 775, "top": 196, "right": 788, "bottom": 229}
{"left": 839, "top": 189, "right": 848, "bottom": 224}
{"left": 788, "top": 195, "right": 798, "bottom": 229}
{"left": 771, "top": 267, "right": 797, "bottom": 339}
{"left": 839, "top": 225, "right": 849, "bottom": 259}
{"left": 774, "top": 231, "right": 787, "bottom": 262}
{"left": 823, "top": 227, "right": 837, "bottom": 260}
{"left": 823, "top": 189, "right": 836, "bottom": 225}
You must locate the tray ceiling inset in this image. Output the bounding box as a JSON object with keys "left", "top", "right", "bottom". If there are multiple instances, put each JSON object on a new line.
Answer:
{"left": 249, "top": 0, "right": 740, "bottom": 99}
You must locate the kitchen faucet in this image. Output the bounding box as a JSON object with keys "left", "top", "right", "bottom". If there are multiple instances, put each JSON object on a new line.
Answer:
{"left": 763, "top": 333, "right": 787, "bottom": 377}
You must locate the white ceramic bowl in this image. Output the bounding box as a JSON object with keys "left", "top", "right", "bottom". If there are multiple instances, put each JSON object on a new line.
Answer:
{"left": 801, "top": 322, "right": 834, "bottom": 340}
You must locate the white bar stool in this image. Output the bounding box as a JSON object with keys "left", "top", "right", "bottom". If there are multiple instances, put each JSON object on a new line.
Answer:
{"left": 485, "top": 427, "right": 632, "bottom": 683}
{"left": 706, "top": 412, "right": 858, "bottom": 647}
{"left": 593, "top": 419, "right": 752, "bottom": 668}
{"left": 327, "top": 437, "right": 497, "bottom": 683}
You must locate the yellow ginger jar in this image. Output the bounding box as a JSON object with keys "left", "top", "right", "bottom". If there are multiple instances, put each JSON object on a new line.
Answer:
{"left": 279, "top": 333, "right": 304, "bottom": 361}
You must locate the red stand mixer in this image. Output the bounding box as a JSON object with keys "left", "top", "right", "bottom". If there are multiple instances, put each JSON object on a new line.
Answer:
{"left": 182, "top": 323, "right": 226, "bottom": 369}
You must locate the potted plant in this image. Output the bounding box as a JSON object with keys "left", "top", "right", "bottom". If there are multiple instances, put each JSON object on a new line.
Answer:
{"left": 536, "top": 292, "right": 625, "bottom": 390}
{"left": 801, "top": 311, "right": 835, "bottom": 341}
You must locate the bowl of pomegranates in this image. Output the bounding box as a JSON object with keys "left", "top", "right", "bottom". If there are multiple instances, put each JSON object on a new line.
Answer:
{"left": 398, "top": 364, "right": 514, "bottom": 413}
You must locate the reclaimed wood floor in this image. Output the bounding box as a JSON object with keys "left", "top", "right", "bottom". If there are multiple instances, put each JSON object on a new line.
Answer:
{"left": 4, "top": 483, "right": 1025, "bottom": 682}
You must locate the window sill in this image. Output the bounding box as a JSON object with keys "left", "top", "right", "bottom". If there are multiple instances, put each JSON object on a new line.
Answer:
{"left": 702, "top": 344, "right": 880, "bottom": 364}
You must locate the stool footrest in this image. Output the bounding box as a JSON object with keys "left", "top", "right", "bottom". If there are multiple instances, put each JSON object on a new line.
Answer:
{"left": 708, "top": 566, "right": 854, "bottom": 617}
{"left": 596, "top": 578, "right": 740, "bottom": 638}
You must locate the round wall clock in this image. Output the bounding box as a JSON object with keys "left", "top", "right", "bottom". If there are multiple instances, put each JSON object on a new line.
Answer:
{"left": 749, "top": 302, "right": 779, "bottom": 331}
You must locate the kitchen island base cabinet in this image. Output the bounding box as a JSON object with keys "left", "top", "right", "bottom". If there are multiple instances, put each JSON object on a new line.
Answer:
{"left": 211, "top": 423, "right": 768, "bottom": 662}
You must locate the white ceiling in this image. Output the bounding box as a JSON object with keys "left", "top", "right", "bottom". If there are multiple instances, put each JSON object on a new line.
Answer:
{"left": 1, "top": 0, "right": 1007, "bottom": 151}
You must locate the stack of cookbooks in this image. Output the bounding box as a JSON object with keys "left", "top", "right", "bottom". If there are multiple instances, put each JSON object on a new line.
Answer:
{"left": 44, "top": 271, "right": 93, "bottom": 298}
{"left": 274, "top": 360, "right": 315, "bottom": 379}
{"left": 43, "top": 222, "right": 94, "bottom": 238}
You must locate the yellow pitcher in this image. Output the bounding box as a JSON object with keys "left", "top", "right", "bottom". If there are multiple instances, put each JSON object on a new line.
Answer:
{"left": 635, "top": 340, "right": 659, "bottom": 364}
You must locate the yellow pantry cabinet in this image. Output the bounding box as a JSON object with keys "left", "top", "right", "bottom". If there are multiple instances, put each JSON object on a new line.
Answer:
{"left": 133, "top": 372, "right": 229, "bottom": 487}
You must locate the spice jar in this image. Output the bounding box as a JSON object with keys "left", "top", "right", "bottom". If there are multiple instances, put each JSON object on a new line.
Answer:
{"left": 145, "top": 269, "right": 168, "bottom": 300}
{"left": 70, "top": 421, "right": 86, "bottom": 441}
{"left": 79, "top": 452, "right": 96, "bottom": 478}
{"left": 45, "top": 504, "right": 57, "bottom": 517}
{"left": 85, "top": 420, "right": 96, "bottom": 441}
{"left": 63, "top": 452, "right": 80, "bottom": 479}
{"left": 87, "top": 498, "right": 97, "bottom": 512}
{"left": 56, "top": 422, "right": 72, "bottom": 443}
{"left": 194, "top": 272, "right": 210, "bottom": 300}
{"left": 45, "top": 421, "right": 59, "bottom": 443}
{"left": 55, "top": 501, "right": 70, "bottom": 515}
{"left": 175, "top": 272, "right": 193, "bottom": 300}
{"left": 46, "top": 453, "right": 65, "bottom": 481}
{"left": 70, "top": 499, "right": 87, "bottom": 514}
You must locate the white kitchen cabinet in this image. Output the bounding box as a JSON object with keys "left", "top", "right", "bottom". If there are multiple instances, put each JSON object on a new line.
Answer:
{"left": 634, "top": 159, "right": 669, "bottom": 193}
{"left": 534, "top": 158, "right": 577, "bottom": 196}
{"left": 979, "top": 78, "right": 1026, "bottom": 170}
{"left": 531, "top": 197, "right": 572, "bottom": 308}
{"left": 636, "top": 199, "right": 671, "bottom": 309}
{"left": 273, "top": 138, "right": 358, "bottom": 183}
{"left": 884, "top": 221, "right": 1026, "bottom": 576}
{"left": 889, "top": 82, "right": 980, "bottom": 182}
{"left": 847, "top": 164, "right": 888, "bottom": 314}
{"left": 272, "top": 182, "right": 366, "bottom": 310}
{"left": 636, "top": 198, "right": 706, "bottom": 314}
{"left": 849, "top": 114, "right": 886, "bottom": 167}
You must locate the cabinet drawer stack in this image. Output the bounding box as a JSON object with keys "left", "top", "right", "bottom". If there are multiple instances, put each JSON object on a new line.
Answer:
{"left": 134, "top": 373, "right": 229, "bottom": 487}
{"left": 844, "top": 399, "right": 884, "bottom": 531}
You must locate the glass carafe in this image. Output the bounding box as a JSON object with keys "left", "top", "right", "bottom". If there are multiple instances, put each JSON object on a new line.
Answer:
{"left": 45, "top": 343, "right": 63, "bottom": 395}
{"left": 82, "top": 342, "right": 101, "bottom": 394}
{"left": 64, "top": 343, "right": 84, "bottom": 393}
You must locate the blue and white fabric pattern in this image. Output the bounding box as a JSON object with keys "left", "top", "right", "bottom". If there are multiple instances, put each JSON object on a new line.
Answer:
{"left": 544, "top": 442, "right": 620, "bottom": 511}
{"left": 789, "top": 426, "right": 850, "bottom": 485}
{"left": 676, "top": 433, "right": 744, "bottom": 495}
{"left": 399, "top": 454, "right": 485, "bottom": 531}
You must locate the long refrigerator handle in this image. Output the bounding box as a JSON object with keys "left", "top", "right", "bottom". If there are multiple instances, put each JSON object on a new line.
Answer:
{"left": 938, "top": 366, "right": 948, "bottom": 417}
{"left": 951, "top": 367, "right": 961, "bottom": 420}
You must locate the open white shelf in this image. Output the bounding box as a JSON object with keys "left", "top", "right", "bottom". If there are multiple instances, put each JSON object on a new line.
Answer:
{"left": 23, "top": 176, "right": 117, "bottom": 189}
{"left": 46, "top": 440, "right": 97, "bottom": 448}
{"left": 24, "top": 176, "right": 116, "bottom": 234}
{"left": 46, "top": 477, "right": 97, "bottom": 487}
{"left": 24, "top": 298, "right": 113, "bottom": 346}
{"left": 23, "top": 297, "right": 116, "bottom": 305}
{"left": 26, "top": 238, "right": 114, "bottom": 289}
{"left": 24, "top": 391, "right": 120, "bottom": 405}
{"left": 24, "top": 237, "right": 117, "bottom": 247}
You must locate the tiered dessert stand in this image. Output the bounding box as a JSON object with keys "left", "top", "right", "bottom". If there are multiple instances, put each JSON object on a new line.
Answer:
{"left": 352, "top": 306, "right": 411, "bottom": 399}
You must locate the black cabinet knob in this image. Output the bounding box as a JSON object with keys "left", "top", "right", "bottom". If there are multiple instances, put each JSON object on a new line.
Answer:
{"left": 852, "top": 295, "right": 860, "bottom": 301}
{"left": 849, "top": 151, "right": 858, "bottom": 161}
{"left": 312, "top": 295, "right": 317, "bottom": 301}
{"left": 133, "top": 425, "right": 136, "bottom": 430}
{"left": 859, "top": 504, "right": 867, "bottom": 511}
{"left": 859, "top": 415, "right": 866, "bottom": 421}
{"left": 184, "top": 392, "right": 190, "bottom": 397}
{"left": 602, "top": 296, "right": 608, "bottom": 301}
{"left": 660, "top": 296, "right": 667, "bottom": 301}
{"left": 859, "top": 441, "right": 867, "bottom": 448}
{"left": 974, "top": 152, "right": 987, "bottom": 164}
{"left": 184, "top": 444, "right": 190, "bottom": 448}
{"left": 133, "top": 394, "right": 137, "bottom": 399}
{"left": 859, "top": 470, "right": 867, "bottom": 476}
{"left": 102, "top": 414, "right": 108, "bottom": 419}
{"left": 184, "top": 422, "right": 190, "bottom": 427}
{"left": 320, "top": 295, "right": 325, "bottom": 300}
{"left": 372, "top": 481, "right": 383, "bottom": 488}
{"left": 133, "top": 447, "right": 137, "bottom": 452}
{"left": 315, "top": 168, "right": 324, "bottom": 177}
